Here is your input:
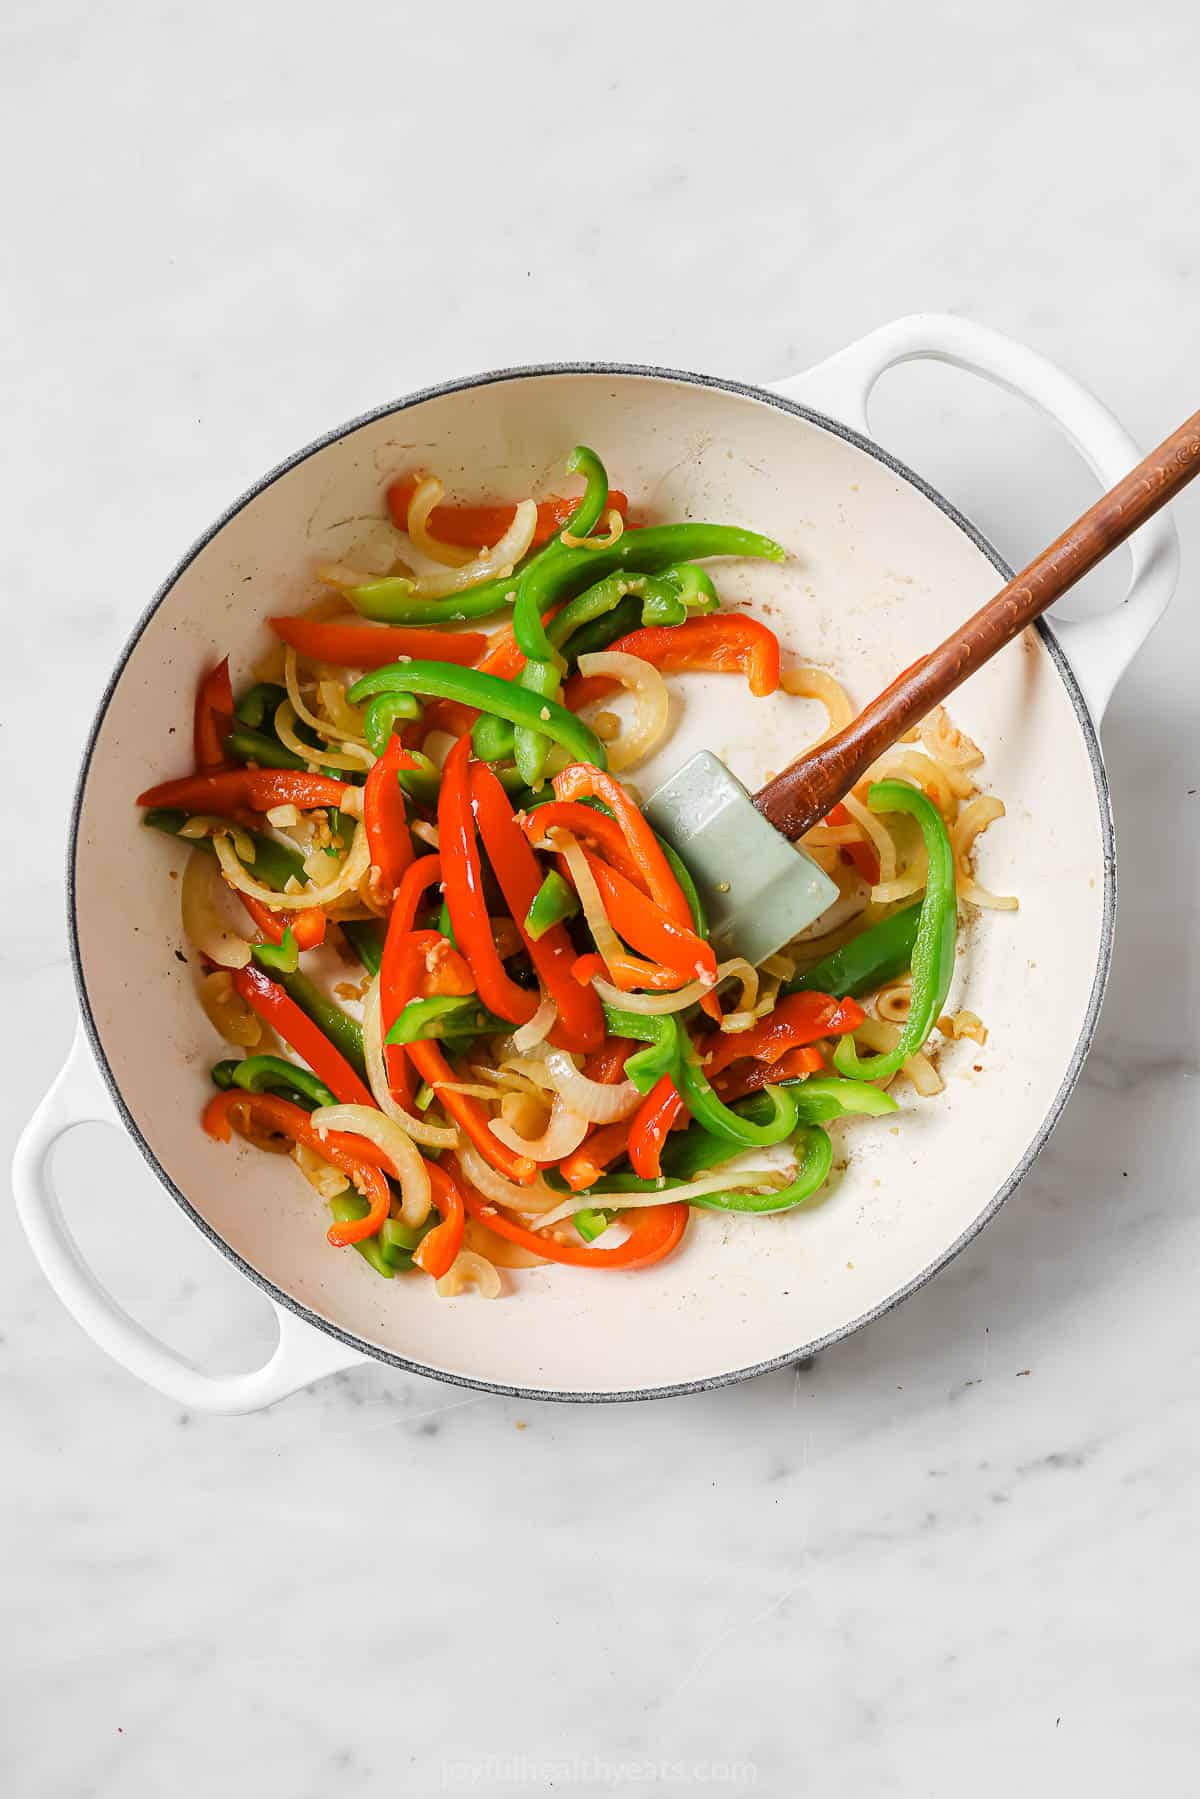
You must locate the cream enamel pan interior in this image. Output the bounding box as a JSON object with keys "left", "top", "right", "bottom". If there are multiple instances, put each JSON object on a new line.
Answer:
{"left": 45, "top": 322, "right": 1176, "bottom": 1407}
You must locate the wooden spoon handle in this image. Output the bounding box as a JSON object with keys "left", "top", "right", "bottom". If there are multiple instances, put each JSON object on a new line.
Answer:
{"left": 755, "top": 409, "right": 1200, "bottom": 841}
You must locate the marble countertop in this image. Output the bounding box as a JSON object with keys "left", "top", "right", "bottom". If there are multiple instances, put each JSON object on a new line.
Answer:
{"left": 5, "top": 4, "right": 1198, "bottom": 1793}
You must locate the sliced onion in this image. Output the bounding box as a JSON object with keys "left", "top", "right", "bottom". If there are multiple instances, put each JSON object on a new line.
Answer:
{"left": 552, "top": 830, "right": 628, "bottom": 980}
{"left": 561, "top": 509, "right": 625, "bottom": 551}
{"left": 952, "top": 795, "right": 1018, "bottom": 911}
{"left": 405, "top": 476, "right": 475, "bottom": 568}
{"left": 333, "top": 500, "right": 538, "bottom": 602}
{"left": 215, "top": 819, "right": 369, "bottom": 911}
{"left": 275, "top": 698, "right": 373, "bottom": 772}
{"left": 489, "top": 1097, "right": 589, "bottom": 1162}
{"left": 537, "top": 1047, "right": 640, "bottom": 1123}
{"left": 182, "top": 849, "right": 251, "bottom": 969}
{"left": 780, "top": 664, "right": 854, "bottom": 744}
{"left": 591, "top": 957, "right": 758, "bottom": 1016}
{"left": 436, "top": 1249, "right": 501, "bottom": 1299}
{"left": 853, "top": 1015, "right": 943, "bottom": 1096}
{"left": 575, "top": 651, "right": 669, "bottom": 772}
{"left": 411, "top": 821, "right": 440, "bottom": 850}
{"left": 512, "top": 992, "right": 556, "bottom": 1054}
{"left": 310, "top": 1103, "right": 431, "bottom": 1227}
{"left": 199, "top": 969, "right": 261, "bottom": 1047}
{"left": 456, "top": 1143, "right": 565, "bottom": 1215}
{"left": 292, "top": 1142, "right": 350, "bottom": 1200}
{"left": 178, "top": 814, "right": 258, "bottom": 863}
{"left": 842, "top": 790, "right": 898, "bottom": 885}
{"left": 266, "top": 803, "right": 301, "bottom": 828}
{"left": 532, "top": 1167, "right": 787, "bottom": 1230}
{"left": 361, "top": 975, "right": 459, "bottom": 1150}
{"left": 462, "top": 1214, "right": 549, "bottom": 1269}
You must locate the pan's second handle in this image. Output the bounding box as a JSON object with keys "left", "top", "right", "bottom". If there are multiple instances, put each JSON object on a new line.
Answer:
{"left": 773, "top": 312, "right": 1181, "bottom": 722}
{"left": 12, "top": 1025, "right": 367, "bottom": 1413}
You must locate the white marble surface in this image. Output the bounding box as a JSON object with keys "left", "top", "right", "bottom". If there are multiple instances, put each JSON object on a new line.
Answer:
{"left": 4, "top": 4, "right": 1199, "bottom": 1793}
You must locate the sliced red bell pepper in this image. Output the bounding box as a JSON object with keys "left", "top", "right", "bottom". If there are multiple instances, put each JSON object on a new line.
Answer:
{"left": 413, "top": 1161, "right": 466, "bottom": 1279}
{"left": 827, "top": 802, "right": 880, "bottom": 886}
{"left": 520, "top": 801, "right": 648, "bottom": 890}
{"left": 551, "top": 765, "right": 693, "bottom": 930}
{"left": 438, "top": 737, "right": 537, "bottom": 1029}
{"left": 386, "top": 479, "right": 630, "bottom": 549}
{"left": 701, "top": 992, "right": 865, "bottom": 1078}
{"left": 238, "top": 893, "right": 327, "bottom": 951}
{"left": 268, "top": 616, "right": 486, "bottom": 669}
{"left": 202, "top": 1089, "right": 390, "bottom": 1247}
{"left": 452, "top": 1156, "right": 687, "bottom": 1270}
{"left": 363, "top": 734, "right": 414, "bottom": 903}
{"left": 194, "top": 655, "right": 235, "bottom": 771}
{"left": 584, "top": 852, "right": 716, "bottom": 984}
{"left": 410, "top": 1037, "right": 535, "bottom": 1184}
{"left": 380, "top": 865, "right": 442, "bottom": 1110}
{"left": 137, "top": 768, "right": 346, "bottom": 814}
{"left": 557, "top": 1118, "right": 635, "bottom": 1193}
{"left": 628, "top": 1073, "right": 687, "bottom": 1179}
{"left": 565, "top": 615, "right": 781, "bottom": 710}
{"left": 715, "top": 1044, "right": 825, "bottom": 1101}
{"left": 468, "top": 760, "right": 604, "bottom": 1055}
{"left": 232, "top": 965, "right": 374, "bottom": 1107}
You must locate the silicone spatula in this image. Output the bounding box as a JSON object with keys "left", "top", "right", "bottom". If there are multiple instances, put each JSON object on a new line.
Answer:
{"left": 646, "top": 408, "right": 1200, "bottom": 966}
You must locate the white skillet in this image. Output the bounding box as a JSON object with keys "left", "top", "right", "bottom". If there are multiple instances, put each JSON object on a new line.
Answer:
{"left": 13, "top": 314, "right": 1178, "bottom": 1411}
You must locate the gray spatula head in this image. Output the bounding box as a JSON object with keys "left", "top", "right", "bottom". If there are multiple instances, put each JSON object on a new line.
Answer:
{"left": 644, "top": 751, "right": 839, "bottom": 968}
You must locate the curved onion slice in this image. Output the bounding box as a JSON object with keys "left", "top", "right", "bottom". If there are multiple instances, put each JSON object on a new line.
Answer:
{"left": 331, "top": 500, "right": 538, "bottom": 602}
{"left": 561, "top": 508, "right": 624, "bottom": 551}
{"left": 952, "top": 795, "right": 1018, "bottom": 911}
{"left": 310, "top": 1103, "right": 432, "bottom": 1227}
{"left": 552, "top": 829, "right": 627, "bottom": 980}
{"left": 512, "top": 992, "right": 556, "bottom": 1054}
{"left": 590, "top": 958, "right": 758, "bottom": 1016}
{"left": 361, "top": 975, "right": 459, "bottom": 1150}
{"left": 199, "top": 969, "right": 262, "bottom": 1047}
{"left": 405, "top": 476, "right": 475, "bottom": 568}
{"left": 214, "top": 820, "right": 370, "bottom": 911}
{"left": 537, "top": 1047, "right": 640, "bottom": 1123}
{"left": 456, "top": 1143, "right": 564, "bottom": 1216}
{"left": 575, "top": 651, "right": 669, "bottom": 772}
{"left": 283, "top": 646, "right": 369, "bottom": 749}
{"left": 488, "top": 1097, "right": 589, "bottom": 1162}
{"left": 532, "top": 1167, "right": 786, "bottom": 1231}
{"left": 436, "top": 1249, "right": 502, "bottom": 1299}
{"left": 275, "top": 698, "right": 373, "bottom": 772}
{"left": 182, "top": 849, "right": 251, "bottom": 969}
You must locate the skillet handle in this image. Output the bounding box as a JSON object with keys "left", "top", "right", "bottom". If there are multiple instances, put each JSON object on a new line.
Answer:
{"left": 773, "top": 311, "right": 1180, "bottom": 722}
{"left": 12, "top": 1025, "right": 366, "bottom": 1413}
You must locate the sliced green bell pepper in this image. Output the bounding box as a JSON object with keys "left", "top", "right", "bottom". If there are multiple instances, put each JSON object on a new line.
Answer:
{"left": 346, "top": 662, "right": 607, "bottom": 770}
{"left": 833, "top": 783, "right": 957, "bottom": 1083}
{"left": 785, "top": 902, "right": 922, "bottom": 999}
{"left": 525, "top": 870, "right": 579, "bottom": 940}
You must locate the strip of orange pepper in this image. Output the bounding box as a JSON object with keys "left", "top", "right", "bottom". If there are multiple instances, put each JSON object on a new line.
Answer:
{"left": 413, "top": 1161, "right": 466, "bottom": 1279}
{"left": 380, "top": 859, "right": 443, "bottom": 1106}
{"left": 202, "top": 1090, "right": 390, "bottom": 1247}
{"left": 232, "top": 965, "right": 375, "bottom": 1107}
{"left": 468, "top": 760, "right": 603, "bottom": 1054}
{"left": 826, "top": 802, "right": 881, "bottom": 886}
{"left": 584, "top": 852, "right": 717, "bottom": 984}
{"left": 628, "top": 1073, "right": 687, "bottom": 1179}
{"left": 557, "top": 1118, "right": 635, "bottom": 1193}
{"left": 387, "top": 479, "right": 630, "bottom": 549}
{"left": 410, "top": 1038, "right": 535, "bottom": 1184}
{"left": 238, "top": 893, "right": 327, "bottom": 951}
{"left": 551, "top": 765, "right": 693, "bottom": 930}
{"left": 194, "top": 655, "right": 235, "bottom": 771}
{"left": 565, "top": 615, "right": 781, "bottom": 710}
{"left": 137, "top": 768, "right": 347, "bottom": 814}
{"left": 438, "top": 738, "right": 537, "bottom": 1028}
{"left": 701, "top": 992, "right": 864, "bottom": 1077}
{"left": 519, "top": 801, "right": 648, "bottom": 890}
{"left": 363, "top": 734, "right": 414, "bottom": 903}
{"left": 715, "top": 1044, "right": 825, "bottom": 1102}
{"left": 268, "top": 616, "right": 486, "bottom": 669}
{"left": 452, "top": 1156, "right": 687, "bottom": 1269}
